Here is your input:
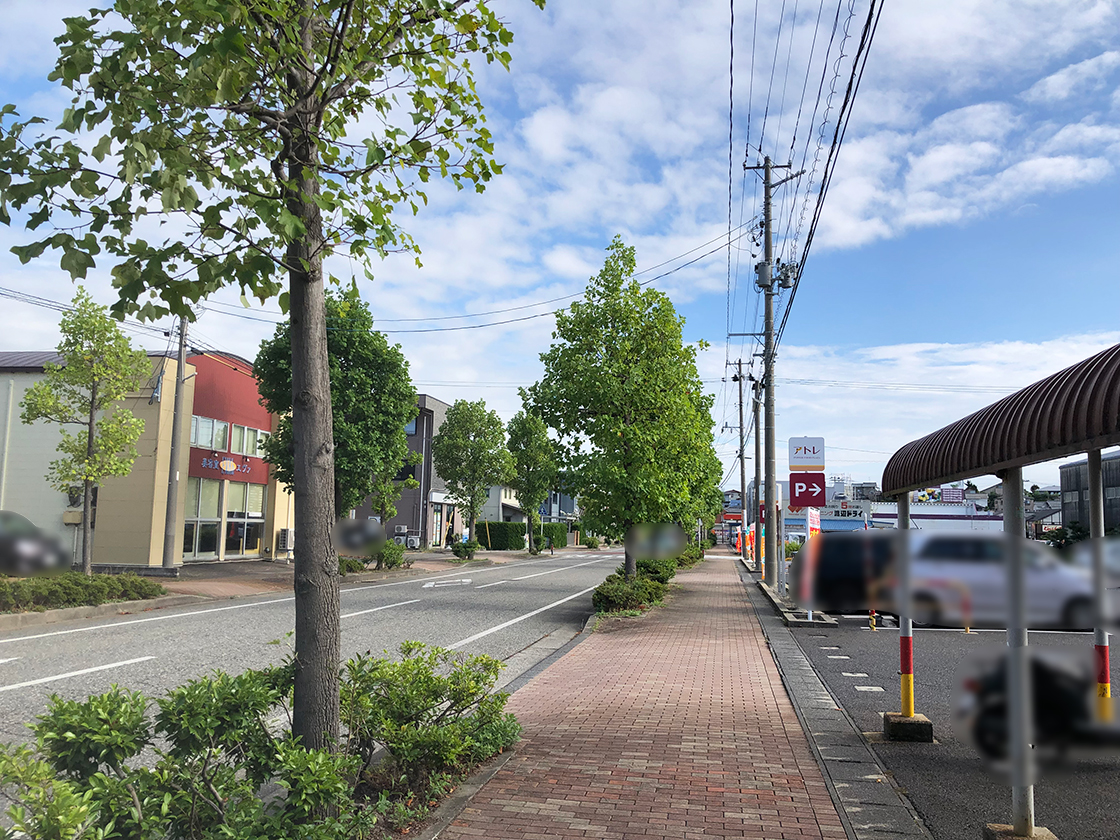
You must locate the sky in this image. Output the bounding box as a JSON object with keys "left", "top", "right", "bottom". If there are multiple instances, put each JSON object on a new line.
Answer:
{"left": 0, "top": 0, "right": 1118, "bottom": 491}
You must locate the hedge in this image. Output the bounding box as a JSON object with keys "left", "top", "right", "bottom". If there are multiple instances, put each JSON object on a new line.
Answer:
{"left": 0, "top": 572, "right": 165, "bottom": 613}
{"left": 592, "top": 574, "right": 666, "bottom": 612}
{"left": 475, "top": 521, "right": 525, "bottom": 550}
{"left": 537, "top": 522, "right": 568, "bottom": 549}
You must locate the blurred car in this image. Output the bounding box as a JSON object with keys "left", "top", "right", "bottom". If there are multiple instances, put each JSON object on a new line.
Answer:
{"left": 1064, "top": 538, "right": 1120, "bottom": 584}
{"left": 909, "top": 532, "right": 1093, "bottom": 629}
{"left": 791, "top": 530, "right": 1097, "bottom": 629}
{"left": 0, "top": 511, "right": 69, "bottom": 576}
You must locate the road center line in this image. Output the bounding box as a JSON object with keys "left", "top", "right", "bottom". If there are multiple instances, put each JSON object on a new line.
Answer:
{"left": 448, "top": 585, "right": 599, "bottom": 650}
{"left": 0, "top": 657, "right": 155, "bottom": 694}
{"left": 340, "top": 598, "right": 421, "bottom": 619}
{"left": 511, "top": 558, "right": 608, "bottom": 580}
{"left": 476, "top": 580, "right": 509, "bottom": 589}
{"left": 0, "top": 556, "right": 594, "bottom": 645}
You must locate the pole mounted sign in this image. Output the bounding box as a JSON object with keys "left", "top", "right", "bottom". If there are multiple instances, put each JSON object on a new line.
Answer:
{"left": 789, "top": 436, "right": 825, "bottom": 471}
{"left": 789, "top": 472, "right": 826, "bottom": 507}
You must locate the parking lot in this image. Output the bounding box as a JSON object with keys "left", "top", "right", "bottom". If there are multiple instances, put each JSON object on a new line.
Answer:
{"left": 791, "top": 617, "right": 1120, "bottom": 840}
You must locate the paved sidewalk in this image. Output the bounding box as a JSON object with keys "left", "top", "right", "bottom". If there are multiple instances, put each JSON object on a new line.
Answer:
{"left": 442, "top": 553, "right": 847, "bottom": 840}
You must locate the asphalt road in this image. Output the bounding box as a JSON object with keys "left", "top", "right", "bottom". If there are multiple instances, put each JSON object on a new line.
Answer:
{"left": 0, "top": 550, "right": 622, "bottom": 742}
{"left": 792, "top": 617, "right": 1120, "bottom": 840}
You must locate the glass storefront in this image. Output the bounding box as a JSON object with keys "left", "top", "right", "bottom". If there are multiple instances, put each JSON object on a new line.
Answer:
{"left": 182, "top": 478, "right": 266, "bottom": 560}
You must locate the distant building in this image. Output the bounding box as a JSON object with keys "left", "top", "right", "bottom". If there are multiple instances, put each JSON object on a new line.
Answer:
{"left": 1059, "top": 451, "right": 1120, "bottom": 532}
{"left": 851, "top": 482, "right": 881, "bottom": 502}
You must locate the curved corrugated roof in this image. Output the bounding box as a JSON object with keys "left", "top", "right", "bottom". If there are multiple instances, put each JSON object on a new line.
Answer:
{"left": 882, "top": 344, "right": 1120, "bottom": 496}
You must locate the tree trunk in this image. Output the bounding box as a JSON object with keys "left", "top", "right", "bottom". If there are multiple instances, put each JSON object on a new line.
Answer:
{"left": 82, "top": 382, "right": 97, "bottom": 575}
{"left": 287, "top": 8, "right": 340, "bottom": 753}
{"left": 526, "top": 511, "right": 535, "bottom": 554}
{"left": 623, "top": 520, "right": 636, "bottom": 579}
{"left": 81, "top": 478, "right": 93, "bottom": 575}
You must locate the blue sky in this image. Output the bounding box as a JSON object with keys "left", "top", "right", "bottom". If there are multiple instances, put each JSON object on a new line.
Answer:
{"left": 1, "top": 0, "right": 1118, "bottom": 489}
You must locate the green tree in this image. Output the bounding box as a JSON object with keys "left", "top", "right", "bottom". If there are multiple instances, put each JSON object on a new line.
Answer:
{"left": 526, "top": 236, "right": 720, "bottom": 579}
{"left": 432, "top": 400, "right": 512, "bottom": 542}
{"left": 19, "top": 288, "right": 149, "bottom": 574}
{"left": 255, "top": 289, "right": 418, "bottom": 520}
{"left": 506, "top": 410, "right": 556, "bottom": 554}
{"left": 0, "top": 0, "right": 541, "bottom": 751}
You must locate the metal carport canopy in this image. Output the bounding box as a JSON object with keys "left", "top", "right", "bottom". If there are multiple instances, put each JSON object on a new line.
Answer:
{"left": 882, "top": 343, "right": 1120, "bottom": 496}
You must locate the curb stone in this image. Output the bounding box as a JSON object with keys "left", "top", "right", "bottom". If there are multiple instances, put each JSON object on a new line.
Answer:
{"left": 735, "top": 558, "right": 935, "bottom": 840}
{"left": 0, "top": 593, "right": 209, "bottom": 633}
{"left": 411, "top": 748, "right": 517, "bottom": 840}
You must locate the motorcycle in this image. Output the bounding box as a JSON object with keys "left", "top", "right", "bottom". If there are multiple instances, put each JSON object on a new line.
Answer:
{"left": 957, "top": 647, "right": 1120, "bottom": 763}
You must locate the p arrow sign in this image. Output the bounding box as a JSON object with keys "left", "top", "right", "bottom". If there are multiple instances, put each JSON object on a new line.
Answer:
{"left": 789, "top": 472, "right": 826, "bottom": 507}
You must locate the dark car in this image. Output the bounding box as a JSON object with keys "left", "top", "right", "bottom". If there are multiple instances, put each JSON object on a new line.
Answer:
{"left": 790, "top": 530, "right": 896, "bottom": 614}
{"left": 0, "top": 511, "right": 69, "bottom": 576}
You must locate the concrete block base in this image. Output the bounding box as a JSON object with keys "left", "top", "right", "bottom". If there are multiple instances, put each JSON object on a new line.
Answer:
{"left": 983, "top": 823, "right": 1059, "bottom": 840}
{"left": 882, "top": 712, "right": 934, "bottom": 742}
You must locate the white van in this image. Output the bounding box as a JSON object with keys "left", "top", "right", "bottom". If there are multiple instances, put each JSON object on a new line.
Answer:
{"left": 909, "top": 532, "right": 1095, "bottom": 629}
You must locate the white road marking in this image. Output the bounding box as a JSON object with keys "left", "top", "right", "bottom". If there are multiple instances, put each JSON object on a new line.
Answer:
{"left": 820, "top": 646, "right": 840, "bottom": 650}
{"left": 340, "top": 554, "right": 559, "bottom": 595}
{"left": 0, "top": 556, "right": 585, "bottom": 646}
{"left": 475, "top": 580, "right": 509, "bottom": 589}
{"left": 421, "top": 579, "right": 472, "bottom": 589}
{"left": 0, "top": 657, "right": 19, "bottom": 665}
{"left": 855, "top": 686, "right": 884, "bottom": 692}
{"left": 448, "top": 585, "right": 599, "bottom": 650}
{"left": 340, "top": 599, "right": 421, "bottom": 619}
{"left": 511, "top": 558, "right": 608, "bottom": 580}
{"left": 827, "top": 655, "right": 850, "bottom": 660}
{"left": 0, "top": 657, "right": 155, "bottom": 694}
{"left": 841, "top": 672, "right": 869, "bottom": 677}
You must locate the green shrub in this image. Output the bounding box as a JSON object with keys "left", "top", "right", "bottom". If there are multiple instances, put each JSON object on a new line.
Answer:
{"left": 0, "top": 641, "right": 520, "bottom": 839}
{"left": 676, "top": 545, "right": 705, "bottom": 569}
{"left": 342, "top": 641, "right": 519, "bottom": 786}
{"left": 592, "top": 573, "right": 666, "bottom": 613}
{"left": 338, "top": 555, "right": 367, "bottom": 575}
{"left": 372, "top": 539, "right": 406, "bottom": 570}
{"left": 451, "top": 539, "right": 481, "bottom": 561}
{"left": 475, "top": 521, "right": 525, "bottom": 550}
{"left": 539, "top": 522, "right": 568, "bottom": 549}
{"left": 582, "top": 535, "right": 600, "bottom": 549}
{"left": 0, "top": 572, "right": 164, "bottom": 613}
{"left": 636, "top": 556, "right": 676, "bottom": 584}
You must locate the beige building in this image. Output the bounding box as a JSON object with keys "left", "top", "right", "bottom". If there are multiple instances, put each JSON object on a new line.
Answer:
{"left": 0, "top": 351, "right": 293, "bottom": 572}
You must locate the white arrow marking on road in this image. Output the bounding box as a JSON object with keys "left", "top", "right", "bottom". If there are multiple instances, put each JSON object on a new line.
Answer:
{"left": 0, "top": 657, "right": 155, "bottom": 694}
{"left": 448, "top": 585, "right": 599, "bottom": 650}
{"left": 340, "top": 599, "right": 421, "bottom": 619}
{"left": 421, "top": 579, "right": 472, "bottom": 589}
{"left": 511, "top": 558, "right": 607, "bottom": 581}
{"left": 475, "top": 580, "right": 509, "bottom": 589}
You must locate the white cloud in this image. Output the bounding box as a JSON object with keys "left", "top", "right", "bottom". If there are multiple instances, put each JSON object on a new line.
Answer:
{"left": 1022, "top": 50, "right": 1120, "bottom": 103}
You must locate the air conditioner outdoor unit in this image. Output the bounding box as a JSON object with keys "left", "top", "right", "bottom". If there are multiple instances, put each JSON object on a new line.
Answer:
{"left": 394, "top": 535, "right": 407, "bottom": 546}
{"left": 395, "top": 525, "right": 409, "bottom": 535}
{"left": 276, "top": 528, "right": 294, "bottom": 551}
{"left": 406, "top": 536, "right": 421, "bottom": 549}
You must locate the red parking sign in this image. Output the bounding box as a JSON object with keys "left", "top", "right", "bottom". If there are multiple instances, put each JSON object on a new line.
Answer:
{"left": 789, "top": 473, "right": 826, "bottom": 507}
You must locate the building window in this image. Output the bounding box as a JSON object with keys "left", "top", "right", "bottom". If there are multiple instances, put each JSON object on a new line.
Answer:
{"left": 1063, "top": 491, "right": 1079, "bottom": 503}
{"left": 191, "top": 416, "right": 229, "bottom": 451}
{"left": 404, "top": 418, "right": 417, "bottom": 436}
{"left": 183, "top": 476, "right": 222, "bottom": 559}
{"left": 1106, "top": 487, "right": 1120, "bottom": 500}
{"left": 224, "top": 481, "right": 266, "bottom": 557}
{"left": 230, "top": 425, "right": 269, "bottom": 457}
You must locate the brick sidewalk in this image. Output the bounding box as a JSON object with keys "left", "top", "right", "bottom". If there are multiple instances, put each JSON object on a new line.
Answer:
{"left": 442, "top": 554, "right": 846, "bottom": 840}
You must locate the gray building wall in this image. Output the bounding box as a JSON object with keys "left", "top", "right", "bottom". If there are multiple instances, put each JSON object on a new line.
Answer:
{"left": 1060, "top": 451, "right": 1120, "bottom": 531}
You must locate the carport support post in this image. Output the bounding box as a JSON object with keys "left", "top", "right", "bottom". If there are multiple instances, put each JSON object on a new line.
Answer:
{"left": 1003, "top": 467, "right": 1035, "bottom": 837}
{"left": 898, "top": 494, "right": 914, "bottom": 717}
{"left": 1088, "top": 449, "right": 1111, "bottom": 721}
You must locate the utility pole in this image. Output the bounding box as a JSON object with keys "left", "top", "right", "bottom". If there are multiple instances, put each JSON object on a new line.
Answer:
{"left": 752, "top": 378, "right": 762, "bottom": 574}
{"left": 161, "top": 316, "right": 188, "bottom": 569}
{"left": 735, "top": 360, "right": 747, "bottom": 566}
{"left": 746, "top": 155, "right": 803, "bottom": 588}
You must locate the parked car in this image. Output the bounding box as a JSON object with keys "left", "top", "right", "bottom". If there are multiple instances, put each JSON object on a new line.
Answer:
{"left": 0, "top": 511, "right": 69, "bottom": 576}
{"left": 791, "top": 530, "right": 1097, "bottom": 629}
